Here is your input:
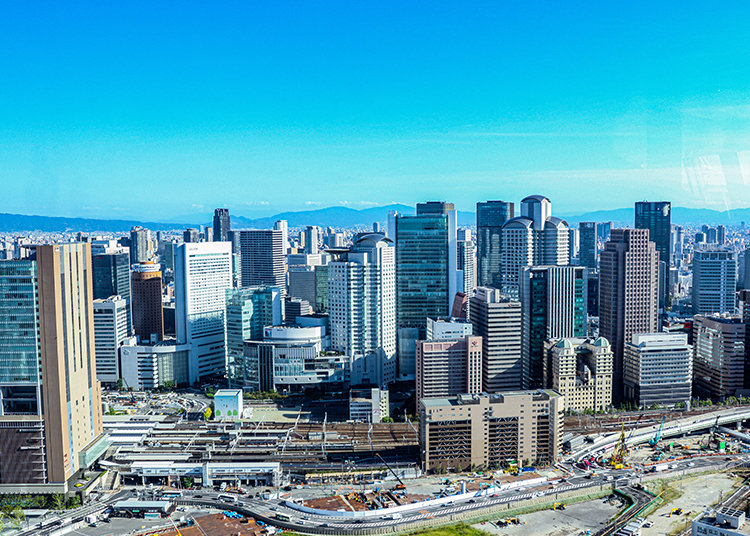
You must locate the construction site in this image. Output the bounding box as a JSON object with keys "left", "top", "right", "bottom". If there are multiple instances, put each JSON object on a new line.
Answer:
{"left": 575, "top": 412, "right": 750, "bottom": 473}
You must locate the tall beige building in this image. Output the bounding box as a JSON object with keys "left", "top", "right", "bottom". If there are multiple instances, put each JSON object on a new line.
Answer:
{"left": 599, "top": 228, "right": 658, "bottom": 401}
{"left": 470, "top": 287, "right": 525, "bottom": 391}
{"left": 546, "top": 337, "right": 613, "bottom": 413}
{"left": 419, "top": 391, "right": 563, "bottom": 471}
{"left": 416, "top": 335, "right": 482, "bottom": 408}
{"left": 0, "top": 244, "right": 105, "bottom": 491}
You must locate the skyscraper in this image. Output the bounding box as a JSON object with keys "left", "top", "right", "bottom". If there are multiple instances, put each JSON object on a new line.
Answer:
{"left": 692, "top": 245, "right": 737, "bottom": 315}
{"left": 304, "top": 226, "right": 319, "bottom": 255}
{"left": 213, "top": 208, "right": 231, "bottom": 242}
{"left": 93, "top": 296, "right": 130, "bottom": 385}
{"left": 226, "top": 286, "right": 283, "bottom": 389}
{"left": 500, "top": 195, "right": 569, "bottom": 298}
{"left": 329, "top": 233, "right": 396, "bottom": 386}
{"left": 519, "top": 265, "right": 587, "bottom": 388}
{"left": 274, "top": 220, "right": 289, "bottom": 253}
{"left": 579, "top": 222, "right": 598, "bottom": 271}
{"left": 416, "top": 334, "right": 482, "bottom": 408}
{"left": 395, "top": 202, "right": 457, "bottom": 378}
{"left": 183, "top": 228, "right": 200, "bottom": 243}
{"left": 0, "top": 244, "right": 104, "bottom": 487}
{"left": 693, "top": 315, "right": 745, "bottom": 399}
{"left": 599, "top": 228, "right": 659, "bottom": 401}
{"left": 476, "top": 200, "right": 514, "bottom": 288}
{"left": 130, "top": 226, "right": 151, "bottom": 264}
{"left": 131, "top": 262, "right": 164, "bottom": 343}
{"left": 470, "top": 286, "right": 524, "bottom": 391}
{"left": 91, "top": 243, "right": 132, "bottom": 334}
{"left": 236, "top": 230, "right": 286, "bottom": 292}
{"left": 456, "top": 234, "right": 476, "bottom": 297}
{"left": 175, "top": 241, "right": 233, "bottom": 383}
{"left": 634, "top": 201, "right": 671, "bottom": 307}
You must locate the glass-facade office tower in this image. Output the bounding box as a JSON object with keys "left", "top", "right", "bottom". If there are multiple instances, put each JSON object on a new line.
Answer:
{"left": 476, "top": 201, "right": 514, "bottom": 288}
{"left": 329, "top": 233, "right": 396, "bottom": 387}
{"left": 692, "top": 245, "right": 737, "bottom": 315}
{"left": 635, "top": 201, "right": 671, "bottom": 307}
{"left": 519, "top": 265, "right": 587, "bottom": 388}
{"left": 236, "top": 230, "right": 286, "bottom": 293}
{"left": 226, "top": 286, "right": 283, "bottom": 390}
{"left": 175, "top": 241, "right": 233, "bottom": 383}
{"left": 213, "top": 208, "right": 231, "bottom": 242}
{"left": 599, "top": 228, "right": 659, "bottom": 402}
{"left": 0, "top": 244, "right": 104, "bottom": 487}
{"left": 579, "top": 222, "right": 598, "bottom": 270}
{"left": 92, "top": 248, "right": 132, "bottom": 334}
{"left": 395, "top": 202, "right": 457, "bottom": 379}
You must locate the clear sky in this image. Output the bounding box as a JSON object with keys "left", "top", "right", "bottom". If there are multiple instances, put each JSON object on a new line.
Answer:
{"left": 2, "top": 2, "right": 750, "bottom": 221}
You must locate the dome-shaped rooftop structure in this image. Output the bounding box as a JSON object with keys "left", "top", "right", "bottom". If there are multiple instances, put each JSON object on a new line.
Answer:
{"left": 592, "top": 336, "right": 610, "bottom": 347}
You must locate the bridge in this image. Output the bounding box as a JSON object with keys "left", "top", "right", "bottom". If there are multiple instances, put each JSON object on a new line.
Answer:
{"left": 571, "top": 407, "right": 750, "bottom": 461}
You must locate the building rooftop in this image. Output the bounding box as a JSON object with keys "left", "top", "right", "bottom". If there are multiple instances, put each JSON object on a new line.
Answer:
{"left": 214, "top": 389, "right": 242, "bottom": 397}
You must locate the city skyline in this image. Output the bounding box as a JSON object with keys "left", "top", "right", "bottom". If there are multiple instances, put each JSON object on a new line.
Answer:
{"left": 2, "top": 3, "right": 750, "bottom": 220}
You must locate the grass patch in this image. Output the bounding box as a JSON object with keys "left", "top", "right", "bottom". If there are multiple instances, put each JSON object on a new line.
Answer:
{"left": 407, "top": 523, "right": 488, "bottom": 536}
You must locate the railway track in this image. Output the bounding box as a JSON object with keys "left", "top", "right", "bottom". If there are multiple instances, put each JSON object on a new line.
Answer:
{"left": 594, "top": 486, "right": 655, "bottom": 536}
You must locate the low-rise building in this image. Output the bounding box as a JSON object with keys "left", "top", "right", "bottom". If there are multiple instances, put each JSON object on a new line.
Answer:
{"left": 692, "top": 507, "right": 750, "bottom": 536}
{"left": 419, "top": 390, "right": 563, "bottom": 472}
{"left": 120, "top": 339, "right": 190, "bottom": 390}
{"left": 546, "top": 337, "right": 613, "bottom": 413}
{"left": 624, "top": 333, "right": 692, "bottom": 408}
{"left": 214, "top": 389, "right": 244, "bottom": 420}
{"left": 349, "top": 388, "right": 389, "bottom": 423}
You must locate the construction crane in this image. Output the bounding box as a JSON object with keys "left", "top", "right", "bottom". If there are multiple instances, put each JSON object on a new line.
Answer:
{"left": 609, "top": 424, "right": 628, "bottom": 468}
{"left": 649, "top": 416, "right": 666, "bottom": 448}
{"left": 375, "top": 453, "right": 406, "bottom": 490}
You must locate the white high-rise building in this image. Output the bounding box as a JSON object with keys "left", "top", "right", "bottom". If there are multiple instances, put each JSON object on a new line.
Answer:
{"left": 274, "top": 220, "right": 289, "bottom": 254}
{"left": 500, "top": 195, "right": 569, "bottom": 298}
{"left": 93, "top": 295, "right": 130, "bottom": 385}
{"left": 175, "top": 242, "right": 233, "bottom": 383}
{"left": 692, "top": 245, "right": 737, "bottom": 315}
{"left": 328, "top": 233, "right": 396, "bottom": 387}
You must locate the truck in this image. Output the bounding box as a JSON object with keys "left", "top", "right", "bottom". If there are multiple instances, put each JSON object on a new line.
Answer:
{"left": 85, "top": 514, "right": 98, "bottom": 526}
{"left": 652, "top": 463, "right": 669, "bottom": 472}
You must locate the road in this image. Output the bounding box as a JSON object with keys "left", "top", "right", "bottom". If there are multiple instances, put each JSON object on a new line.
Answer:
{"left": 570, "top": 407, "right": 750, "bottom": 463}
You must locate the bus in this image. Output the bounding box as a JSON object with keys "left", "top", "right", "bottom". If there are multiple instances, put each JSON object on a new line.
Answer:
{"left": 276, "top": 513, "right": 291, "bottom": 522}
{"left": 218, "top": 494, "right": 237, "bottom": 503}
{"left": 161, "top": 491, "right": 182, "bottom": 499}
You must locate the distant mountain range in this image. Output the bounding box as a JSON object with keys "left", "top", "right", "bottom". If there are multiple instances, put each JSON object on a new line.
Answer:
{"left": 0, "top": 213, "right": 190, "bottom": 233}
{"left": 2, "top": 204, "right": 750, "bottom": 232}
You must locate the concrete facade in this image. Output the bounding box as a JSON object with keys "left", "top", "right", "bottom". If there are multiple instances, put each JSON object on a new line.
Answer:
{"left": 420, "top": 391, "right": 563, "bottom": 471}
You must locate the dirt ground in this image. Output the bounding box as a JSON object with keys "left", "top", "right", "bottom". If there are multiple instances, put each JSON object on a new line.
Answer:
{"left": 641, "top": 473, "right": 740, "bottom": 536}
{"left": 473, "top": 495, "right": 623, "bottom": 536}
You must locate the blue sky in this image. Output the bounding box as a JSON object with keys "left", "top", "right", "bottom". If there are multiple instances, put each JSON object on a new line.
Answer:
{"left": 2, "top": 2, "right": 750, "bottom": 220}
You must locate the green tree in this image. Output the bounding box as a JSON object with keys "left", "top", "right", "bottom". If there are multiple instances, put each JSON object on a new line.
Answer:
{"left": 50, "top": 494, "right": 65, "bottom": 510}
{"left": 182, "top": 476, "right": 193, "bottom": 488}
{"left": 203, "top": 407, "right": 212, "bottom": 421}
{"left": 66, "top": 495, "right": 81, "bottom": 509}
{"left": 381, "top": 417, "right": 394, "bottom": 423}
{"left": 117, "top": 378, "right": 124, "bottom": 391}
